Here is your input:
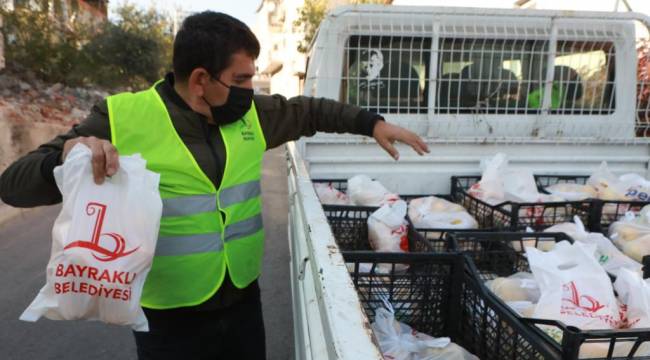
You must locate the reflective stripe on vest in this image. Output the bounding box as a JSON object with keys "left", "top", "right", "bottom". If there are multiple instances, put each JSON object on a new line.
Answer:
{"left": 107, "top": 83, "right": 266, "bottom": 309}
{"left": 156, "top": 232, "right": 223, "bottom": 256}
{"left": 219, "top": 180, "right": 261, "bottom": 208}
{"left": 162, "top": 194, "right": 217, "bottom": 217}
{"left": 225, "top": 214, "right": 264, "bottom": 242}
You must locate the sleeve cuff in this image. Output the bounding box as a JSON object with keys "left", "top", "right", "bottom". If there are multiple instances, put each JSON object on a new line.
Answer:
{"left": 355, "top": 110, "right": 385, "bottom": 137}
{"left": 40, "top": 150, "right": 62, "bottom": 185}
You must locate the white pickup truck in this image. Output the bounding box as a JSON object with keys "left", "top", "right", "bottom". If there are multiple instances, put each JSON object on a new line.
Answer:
{"left": 287, "top": 5, "right": 650, "bottom": 359}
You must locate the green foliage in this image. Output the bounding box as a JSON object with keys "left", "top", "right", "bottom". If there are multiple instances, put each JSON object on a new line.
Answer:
{"left": 1, "top": 7, "right": 89, "bottom": 84}
{"left": 293, "top": 0, "right": 327, "bottom": 54}
{"left": 82, "top": 5, "right": 173, "bottom": 89}
{"left": 293, "top": 0, "right": 390, "bottom": 54}
{"left": 0, "top": 3, "right": 173, "bottom": 90}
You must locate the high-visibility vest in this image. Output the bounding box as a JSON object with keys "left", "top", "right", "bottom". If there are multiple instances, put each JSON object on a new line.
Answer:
{"left": 527, "top": 83, "right": 564, "bottom": 109}
{"left": 107, "top": 84, "right": 266, "bottom": 309}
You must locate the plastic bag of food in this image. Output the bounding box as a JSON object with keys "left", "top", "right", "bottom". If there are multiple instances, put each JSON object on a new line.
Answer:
{"left": 314, "top": 182, "right": 350, "bottom": 205}
{"left": 371, "top": 304, "right": 479, "bottom": 360}
{"left": 19, "top": 144, "right": 162, "bottom": 331}
{"left": 545, "top": 217, "right": 641, "bottom": 276}
{"left": 348, "top": 175, "right": 399, "bottom": 206}
{"left": 545, "top": 183, "right": 596, "bottom": 201}
{"left": 608, "top": 207, "right": 650, "bottom": 263}
{"left": 619, "top": 234, "right": 650, "bottom": 263}
{"left": 485, "top": 272, "right": 540, "bottom": 302}
{"left": 368, "top": 200, "right": 409, "bottom": 252}
{"left": 614, "top": 268, "right": 650, "bottom": 329}
{"left": 468, "top": 153, "right": 508, "bottom": 205}
{"left": 609, "top": 206, "right": 650, "bottom": 243}
{"left": 407, "top": 196, "right": 478, "bottom": 229}
{"left": 469, "top": 154, "right": 558, "bottom": 206}
{"left": 588, "top": 162, "right": 629, "bottom": 201}
{"left": 527, "top": 241, "right": 622, "bottom": 330}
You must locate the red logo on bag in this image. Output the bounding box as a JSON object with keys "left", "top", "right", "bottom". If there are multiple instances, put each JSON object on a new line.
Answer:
{"left": 64, "top": 202, "right": 138, "bottom": 261}
{"left": 392, "top": 225, "right": 409, "bottom": 252}
{"left": 562, "top": 281, "right": 605, "bottom": 313}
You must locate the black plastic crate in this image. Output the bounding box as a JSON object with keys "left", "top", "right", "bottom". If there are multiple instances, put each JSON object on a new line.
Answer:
{"left": 415, "top": 228, "right": 488, "bottom": 253}
{"left": 451, "top": 175, "right": 593, "bottom": 231}
{"left": 343, "top": 251, "right": 559, "bottom": 360}
{"left": 450, "top": 232, "right": 650, "bottom": 360}
{"left": 312, "top": 178, "right": 351, "bottom": 193}
{"left": 449, "top": 231, "right": 573, "bottom": 278}
{"left": 322, "top": 205, "right": 433, "bottom": 252}
{"left": 535, "top": 175, "right": 650, "bottom": 234}
{"left": 312, "top": 178, "right": 450, "bottom": 204}
{"left": 534, "top": 174, "right": 589, "bottom": 188}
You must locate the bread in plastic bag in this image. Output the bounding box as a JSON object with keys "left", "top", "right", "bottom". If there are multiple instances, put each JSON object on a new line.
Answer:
{"left": 545, "top": 216, "right": 641, "bottom": 276}
{"left": 545, "top": 183, "right": 596, "bottom": 201}
{"left": 368, "top": 200, "right": 409, "bottom": 252}
{"left": 19, "top": 144, "right": 162, "bottom": 331}
{"left": 620, "top": 235, "right": 650, "bottom": 263}
{"left": 347, "top": 175, "right": 399, "bottom": 206}
{"left": 407, "top": 196, "right": 478, "bottom": 229}
{"left": 371, "top": 304, "right": 479, "bottom": 360}
{"left": 485, "top": 272, "right": 540, "bottom": 303}
{"left": 314, "top": 182, "right": 350, "bottom": 205}
{"left": 527, "top": 241, "right": 622, "bottom": 330}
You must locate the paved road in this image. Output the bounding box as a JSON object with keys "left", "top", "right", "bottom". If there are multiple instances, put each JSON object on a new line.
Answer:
{"left": 0, "top": 147, "right": 293, "bottom": 360}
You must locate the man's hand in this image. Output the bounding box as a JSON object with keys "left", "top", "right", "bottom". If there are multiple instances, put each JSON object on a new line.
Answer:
{"left": 372, "top": 120, "right": 429, "bottom": 160}
{"left": 62, "top": 136, "right": 119, "bottom": 185}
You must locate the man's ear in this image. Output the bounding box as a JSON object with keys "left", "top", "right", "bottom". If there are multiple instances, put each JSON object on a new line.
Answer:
{"left": 187, "top": 68, "right": 211, "bottom": 97}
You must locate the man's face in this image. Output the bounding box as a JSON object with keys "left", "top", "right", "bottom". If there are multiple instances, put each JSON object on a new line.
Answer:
{"left": 204, "top": 51, "right": 256, "bottom": 107}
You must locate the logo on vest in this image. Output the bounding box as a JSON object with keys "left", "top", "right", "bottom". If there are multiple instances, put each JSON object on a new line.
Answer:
{"left": 240, "top": 118, "right": 255, "bottom": 141}
{"left": 64, "top": 202, "right": 139, "bottom": 261}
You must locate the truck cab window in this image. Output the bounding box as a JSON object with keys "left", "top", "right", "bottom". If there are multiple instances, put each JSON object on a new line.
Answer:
{"left": 436, "top": 38, "right": 547, "bottom": 114}
{"left": 435, "top": 38, "right": 615, "bottom": 115}
{"left": 341, "top": 35, "right": 431, "bottom": 114}
{"left": 549, "top": 41, "right": 615, "bottom": 115}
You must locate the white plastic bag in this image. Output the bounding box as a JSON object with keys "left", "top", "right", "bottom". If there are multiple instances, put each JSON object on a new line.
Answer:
{"left": 609, "top": 209, "right": 650, "bottom": 243}
{"left": 545, "top": 183, "right": 596, "bottom": 201}
{"left": 314, "top": 182, "right": 350, "bottom": 205}
{"left": 468, "top": 153, "right": 508, "bottom": 205}
{"left": 545, "top": 217, "right": 641, "bottom": 276}
{"left": 368, "top": 200, "right": 409, "bottom": 252}
{"left": 20, "top": 144, "right": 162, "bottom": 331}
{"left": 527, "top": 241, "right": 622, "bottom": 330}
{"left": 614, "top": 268, "right": 650, "bottom": 329}
{"left": 407, "top": 196, "right": 478, "bottom": 229}
{"left": 485, "top": 272, "right": 541, "bottom": 303}
{"left": 469, "top": 153, "right": 555, "bottom": 207}
{"left": 618, "top": 173, "right": 650, "bottom": 202}
{"left": 609, "top": 207, "right": 650, "bottom": 262}
{"left": 348, "top": 175, "right": 399, "bottom": 206}
{"left": 587, "top": 162, "right": 629, "bottom": 201}
{"left": 619, "top": 234, "right": 650, "bottom": 263}
{"left": 371, "top": 305, "right": 479, "bottom": 360}
{"left": 502, "top": 167, "right": 541, "bottom": 203}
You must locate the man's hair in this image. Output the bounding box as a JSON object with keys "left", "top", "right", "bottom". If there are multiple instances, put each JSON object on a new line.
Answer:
{"left": 173, "top": 11, "right": 260, "bottom": 82}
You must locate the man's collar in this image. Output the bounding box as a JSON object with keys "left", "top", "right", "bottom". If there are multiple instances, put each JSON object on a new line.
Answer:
{"left": 160, "top": 72, "right": 193, "bottom": 111}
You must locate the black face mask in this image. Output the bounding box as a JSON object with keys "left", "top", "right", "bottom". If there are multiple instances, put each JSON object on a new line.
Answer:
{"left": 203, "top": 78, "right": 254, "bottom": 126}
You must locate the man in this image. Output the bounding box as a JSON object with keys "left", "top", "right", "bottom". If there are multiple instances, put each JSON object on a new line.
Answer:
{"left": 0, "top": 11, "right": 428, "bottom": 359}
{"left": 527, "top": 65, "right": 583, "bottom": 110}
